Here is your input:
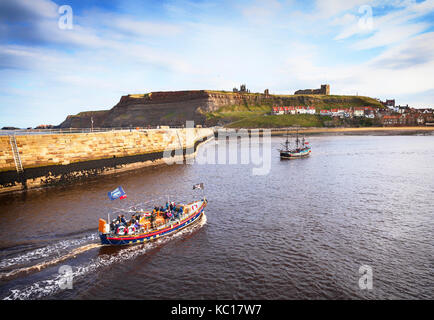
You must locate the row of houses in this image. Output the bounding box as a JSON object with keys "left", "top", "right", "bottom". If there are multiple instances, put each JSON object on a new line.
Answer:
{"left": 271, "top": 106, "right": 376, "bottom": 118}
{"left": 382, "top": 99, "right": 433, "bottom": 115}
{"left": 381, "top": 110, "right": 434, "bottom": 126}
{"left": 271, "top": 103, "right": 434, "bottom": 125}
{"left": 272, "top": 106, "right": 316, "bottom": 115}
{"left": 319, "top": 107, "right": 376, "bottom": 118}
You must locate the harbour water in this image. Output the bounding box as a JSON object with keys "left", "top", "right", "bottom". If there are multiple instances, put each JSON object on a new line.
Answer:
{"left": 0, "top": 134, "right": 433, "bottom": 299}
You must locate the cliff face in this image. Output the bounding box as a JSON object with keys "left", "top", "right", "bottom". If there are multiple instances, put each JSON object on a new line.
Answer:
{"left": 59, "top": 90, "right": 275, "bottom": 128}
{"left": 58, "top": 90, "right": 383, "bottom": 128}
{"left": 59, "top": 110, "right": 110, "bottom": 128}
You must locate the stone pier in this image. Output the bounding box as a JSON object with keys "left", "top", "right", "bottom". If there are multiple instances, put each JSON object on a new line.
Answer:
{"left": 0, "top": 128, "right": 214, "bottom": 194}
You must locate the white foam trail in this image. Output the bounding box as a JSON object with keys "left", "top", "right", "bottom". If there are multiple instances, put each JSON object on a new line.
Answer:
{"left": 0, "top": 243, "right": 102, "bottom": 281}
{"left": 0, "top": 234, "right": 98, "bottom": 270}
{"left": 3, "top": 214, "right": 207, "bottom": 300}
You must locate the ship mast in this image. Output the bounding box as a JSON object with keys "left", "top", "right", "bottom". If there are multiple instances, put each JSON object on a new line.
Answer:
{"left": 285, "top": 130, "right": 290, "bottom": 150}
{"left": 295, "top": 129, "right": 300, "bottom": 149}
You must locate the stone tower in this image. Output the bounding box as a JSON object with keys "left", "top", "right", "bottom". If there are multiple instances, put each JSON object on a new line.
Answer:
{"left": 321, "top": 84, "right": 330, "bottom": 95}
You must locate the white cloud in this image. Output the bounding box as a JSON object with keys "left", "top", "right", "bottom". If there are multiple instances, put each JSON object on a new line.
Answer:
{"left": 113, "top": 17, "right": 183, "bottom": 37}
{"left": 369, "top": 31, "right": 434, "bottom": 69}
{"left": 1, "top": 0, "right": 434, "bottom": 127}
{"left": 353, "top": 21, "right": 428, "bottom": 49}
{"left": 315, "top": 0, "right": 370, "bottom": 18}
{"left": 0, "top": 0, "right": 57, "bottom": 21}
{"left": 241, "top": 0, "right": 282, "bottom": 24}
{"left": 333, "top": 0, "right": 434, "bottom": 49}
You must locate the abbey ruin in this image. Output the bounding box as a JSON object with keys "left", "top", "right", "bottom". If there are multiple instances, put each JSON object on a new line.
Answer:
{"left": 294, "top": 84, "right": 330, "bottom": 95}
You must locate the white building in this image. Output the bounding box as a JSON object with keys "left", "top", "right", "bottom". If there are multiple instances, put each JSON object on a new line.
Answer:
{"left": 306, "top": 106, "right": 316, "bottom": 115}
{"left": 320, "top": 110, "right": 332, "bottom": 116}
{"left": 354, "top": 108, "right": 364, "bottom": 117}
{"left": 296, "top": 106, "right": 307, "bottom": 114}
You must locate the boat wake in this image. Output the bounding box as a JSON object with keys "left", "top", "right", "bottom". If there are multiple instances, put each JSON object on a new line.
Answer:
{"left": 0, "top": 233, "right": 98, "bottom": 271}
{"left": 0, "top": 243, "right": 102, "bottom": 281}
{"left": 3, "top": 214, "right": 207, "bottom": 300}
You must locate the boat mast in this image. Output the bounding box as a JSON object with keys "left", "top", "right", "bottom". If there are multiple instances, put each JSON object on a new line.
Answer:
{"left": 285, "top": 130, "right": 290, "bottom": 150}
{"left": 295, "top": 129, "right": 300, "bottom": 149}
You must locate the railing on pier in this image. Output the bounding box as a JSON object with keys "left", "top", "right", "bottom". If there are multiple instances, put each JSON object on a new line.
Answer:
{"left": 0, "top": 125, "right": 209, "bottom": 136}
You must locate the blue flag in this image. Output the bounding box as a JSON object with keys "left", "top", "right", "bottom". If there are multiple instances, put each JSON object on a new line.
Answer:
{"left": 108, "top": 186, "right": 127, "bottom": 201}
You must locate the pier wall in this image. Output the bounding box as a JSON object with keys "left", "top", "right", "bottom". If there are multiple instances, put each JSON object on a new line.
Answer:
{"left": 0, "top": 128, "right": 214, "bottom": 194}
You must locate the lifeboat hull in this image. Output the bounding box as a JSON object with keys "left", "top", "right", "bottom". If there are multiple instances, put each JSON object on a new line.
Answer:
{"left": 99, "top": 199, "right": 206, "bottom": 246}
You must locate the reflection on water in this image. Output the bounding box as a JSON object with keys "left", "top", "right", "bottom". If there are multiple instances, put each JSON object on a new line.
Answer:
{"left": 0, "top": 135, "right": 433, "bottom": 299}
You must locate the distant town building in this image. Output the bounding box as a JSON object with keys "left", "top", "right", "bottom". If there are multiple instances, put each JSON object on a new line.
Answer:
{"left": 288, "top": 106, "right": 296, "bottom": 114}
{"left": 296, "top": 106, "right": 307, "bottom": 114}
{"left": 306, "top": 106, "right": 316, "bottom": 114}
{"left": 294, "top": 84, "right": 330, "bottom": 95}
{"left": 397, "top": 105, "right": 410, "bottom": 114}
{"left": 320, "top": 109, "right": 332, "bottom": 116}
{"left": 383, "top": 99, "right": 395, "bottom": 108}
{"left": 272, "top": 106, "right": 284, "bottom": 115}
{"left": 382, "top": 115, "right": 402, "bottom": 126}
{"left": 330, "top": 108, "right": 339, "bottom": 117}
{"left": 354, "top": 107, "right": 364, "bottom": 117}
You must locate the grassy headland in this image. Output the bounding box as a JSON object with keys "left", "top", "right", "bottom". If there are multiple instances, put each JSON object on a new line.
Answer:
{"left": 205, "top": 94, "right": 384, "bottom": 128}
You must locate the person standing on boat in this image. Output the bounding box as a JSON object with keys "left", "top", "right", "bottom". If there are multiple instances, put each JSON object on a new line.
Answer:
{"left": 150, "top": 210, "right": 156, "bottom": 229}
{"left": 110, "top": 219, "right": 118, "bottom": 232}
{"left": 120, "top": 215, "right": 127, "bottom": 226}
{"left": 164, "top": 210, "right": 171, "bottom": 223}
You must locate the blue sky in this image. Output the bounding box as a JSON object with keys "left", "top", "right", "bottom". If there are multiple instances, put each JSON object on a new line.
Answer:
{"left": 1, "top": 0, "right": 434, "bottom": 127}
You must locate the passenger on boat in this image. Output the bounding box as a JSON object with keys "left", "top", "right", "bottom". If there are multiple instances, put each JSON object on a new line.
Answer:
{"left": 134, "top": 220, "right": 141, "bottom": 230}
{"left": 112, "top": 216, "right": 121, "bottom": 230}
{"left": 110, "top": 219, "right": 119, "bottom": 232}
{"left": 120, "top": 215, "right": 127, "bottom": 226}
{"left": 177, "top": 206, "right": 183, "bottom": 219}
{"left": 150, "top": 211, "right": 156, "bottom": 228}
{"left": 165, "top": 210, "right": 172, "bottom": 222}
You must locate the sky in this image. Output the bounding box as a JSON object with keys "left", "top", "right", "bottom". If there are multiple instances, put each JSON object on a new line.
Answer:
{"left": 1, "top": 0, "right": 434, "bottom": 128}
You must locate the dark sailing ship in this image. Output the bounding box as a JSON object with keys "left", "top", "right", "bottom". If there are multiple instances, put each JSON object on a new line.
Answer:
{"left": 279, "top": 130, "right": 311, "bottom": 159}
